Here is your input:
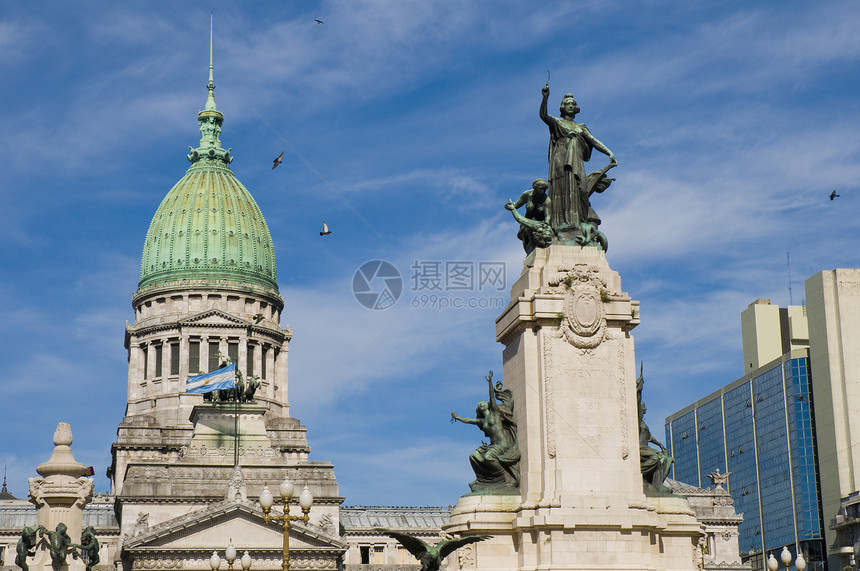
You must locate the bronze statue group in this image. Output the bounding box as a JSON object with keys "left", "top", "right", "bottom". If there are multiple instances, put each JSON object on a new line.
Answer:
{"left": 16, "top": 523, "right": 99, "bottom": 571}
{"left": 506, "top": 84, "right": 618, "bottom": 254}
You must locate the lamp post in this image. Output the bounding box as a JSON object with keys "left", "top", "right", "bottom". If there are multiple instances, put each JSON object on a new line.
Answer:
{"left": 259, "top": 479, "right": 314, "bottom": 571}
{"left": 210, "top": 541, "right": 252, "bottom": 571}
{"left": 766, "top": 546, "right": 807, "bottom": 571}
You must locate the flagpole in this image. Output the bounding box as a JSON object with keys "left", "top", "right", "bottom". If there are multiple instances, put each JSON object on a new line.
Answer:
{"left": 234, "top": 388, "right": 239, "bottom": 467}
{"left": 233, "top": 366, "right": 241, "bottom": 468}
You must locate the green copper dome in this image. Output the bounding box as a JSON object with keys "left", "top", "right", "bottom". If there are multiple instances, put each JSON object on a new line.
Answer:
{"left": 138, "top": 48, "right": 278, "bottom": 293}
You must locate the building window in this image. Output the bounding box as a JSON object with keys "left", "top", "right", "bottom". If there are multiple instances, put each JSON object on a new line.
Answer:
{"left": 170, "top": 342, "right": 180, "bottom": 376}
{"left": 154, "top": 344, "right": 163, "bottom": 378}
{"left": 155, "top": 343, "right": 164, "bottom": 379}
{"left": 396, "top": 546, "right": 415, "bottom": 564}
{"left": 373, "top": 546, "right": 384, "bottom": 564}
{"left": 209, "top": 341, "right": 220, "bottom": 371}
{"left": 360, "top": 547, "right": 370, "bottom": 565}
{"left": 228, "top": 342, "right": 239, "bottom": 366}
{"left": 247, "top": 344, "right": 255, "bottom": 377}
{"left": 261, "top": 346, "right": 268, "bottom": 379}
{"left": 189, "top": 341, "right": 200, "bottom": 374}
{"left": 142, "top": 346, "right": 148, "bottom": 380}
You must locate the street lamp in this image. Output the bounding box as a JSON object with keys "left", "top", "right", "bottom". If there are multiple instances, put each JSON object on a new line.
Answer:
{"left": 766, "top": 546, "right": 806, "bottom": 571}
{"left": 259, "top": 479, "right": 314, "bottom": 571}
{"left": 210, "top": 542, "right": 252, "bottom": 571}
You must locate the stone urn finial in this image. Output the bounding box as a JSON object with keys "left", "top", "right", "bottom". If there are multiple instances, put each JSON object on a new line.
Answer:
{"left": 54, "top": 422, "right": 73, "bottom": 446}
{"left": 36, "top": 422, "right": 89, "bottom": 480}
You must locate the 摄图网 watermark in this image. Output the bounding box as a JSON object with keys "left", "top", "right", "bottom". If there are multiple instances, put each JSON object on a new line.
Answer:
{"left": 409, "top": 293, "right": 506, "bottom": 311}
{"left": 352, "top": 259, "right": 507, "bottom": 310}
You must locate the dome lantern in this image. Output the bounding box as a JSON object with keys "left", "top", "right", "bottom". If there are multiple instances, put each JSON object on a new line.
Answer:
{"left": 187, "top": 16, "right": 232, "bottom": 166}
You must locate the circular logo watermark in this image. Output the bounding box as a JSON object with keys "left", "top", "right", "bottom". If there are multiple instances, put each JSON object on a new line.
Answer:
{"left": 352, "top": 260, "right": 403, "bottom": 310}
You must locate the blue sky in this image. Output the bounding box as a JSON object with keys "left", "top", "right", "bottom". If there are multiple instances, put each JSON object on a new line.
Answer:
{"left": 1, "top": 1, "right": 859, "bottom": 506}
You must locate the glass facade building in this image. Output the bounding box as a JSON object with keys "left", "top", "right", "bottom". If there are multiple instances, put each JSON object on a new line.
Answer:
{"left": 665, "top": 351, "right": 825, "bottom": 570}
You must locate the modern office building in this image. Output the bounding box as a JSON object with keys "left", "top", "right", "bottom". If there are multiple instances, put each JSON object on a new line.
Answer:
{"left": 806, "top": 270, "right": 860, "bottom": 570}
{"left": 667, "top": 269, "right": 860, "bottom": 571}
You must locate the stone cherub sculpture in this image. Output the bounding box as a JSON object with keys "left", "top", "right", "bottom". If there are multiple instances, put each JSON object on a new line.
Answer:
{"left": 15, "top": 526, "right": 40, "bottom": 571}
{"left": 40, "top": 523, "right": 78, "bottom": 571}
{"left": 536, "top": 83, "right": 616, "bottom": 250}
{"left": 636, "top": 365, "right": 674, "bottom": 496}
{"left": 376, "top": 529, "right": 489, "bottom": 571}
{"left": 77, "top": 526, "right": 99, "bottom": 571}
{"left": 451, "top": 371, "right": 520, "bottom": 494}
{"left": 505, "top": 178, "right": 555, "bottom": 254}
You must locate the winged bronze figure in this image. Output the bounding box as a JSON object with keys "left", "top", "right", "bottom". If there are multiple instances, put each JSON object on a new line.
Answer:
{"left": 376, "top": 529, "right": 490, "bottom": 571}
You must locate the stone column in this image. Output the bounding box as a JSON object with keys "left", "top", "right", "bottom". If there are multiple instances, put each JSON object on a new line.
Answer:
{"left": 28, "top": 422, "right": 93, "bottom": 571}
{"left": 239, "top": 337, "right": 249, "bottom": 379}
{"left": 127, "top": 344, "right": 142, "bottom": 400}
{"left": 144, "top": 341, "right": 153, "bottom": 382}
{"left": 275, "top": 341, "right": 289, "bottom": 406}
{"left": 201, "top": 335, "right": 210, "bottom": 373}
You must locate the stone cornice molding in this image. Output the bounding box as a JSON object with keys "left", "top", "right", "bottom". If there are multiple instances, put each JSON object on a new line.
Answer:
{"left": 116, "top": 496, "right": 345, "bottom": 506}
{"left": 128, "top": 550, "right": 342, "bottom": 571}
{"left": 179, "top": 308, "right": 252, "bottom": 327}
{"left": 126, "top": 314, "right": 290, "bottom": 346}
{"left": 133, "top": 280, "right": 284, "bottom": 310}
{"left": 124, "top": 499, "right": 347, "bottom": 550}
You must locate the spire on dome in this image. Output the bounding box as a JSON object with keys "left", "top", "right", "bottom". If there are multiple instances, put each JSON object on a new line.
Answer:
{"left": 187, "top": 14, "right": 233, "bottom": 165}
{"left": 205, "top": 14, "right": 217, "bottom": 112}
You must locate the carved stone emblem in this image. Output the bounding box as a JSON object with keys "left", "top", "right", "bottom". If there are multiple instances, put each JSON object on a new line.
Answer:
{"left": 552, "top": 264, "right": 607, "bottom": 349}
{"left": 458, "top": 544, "right": 476, "bottom": 568}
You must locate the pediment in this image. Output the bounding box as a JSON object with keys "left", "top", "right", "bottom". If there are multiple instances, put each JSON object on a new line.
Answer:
{"left": 124, "top": 500, "right": 346, "bottom": 552}
{"left": 180, "top": 309, "right": 249, "bottom": 328}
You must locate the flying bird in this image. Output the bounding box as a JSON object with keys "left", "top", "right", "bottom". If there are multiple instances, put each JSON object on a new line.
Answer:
{"left": 320, "top": 221, "right": 331, "bottom": 236}
{"left": 314, "top": 19, "right": 324, "bottom": 24}
{"left": 252, "top": 313, "right": 265, "bottom": 324}
{"left": 272, "top": 152, "right": 284, "bottom": 169}
{"left": 376, "top": 529, "right": 490, "bottom": 571}
{"left": 830, "top": 190, "right": 840, "bottom": 200}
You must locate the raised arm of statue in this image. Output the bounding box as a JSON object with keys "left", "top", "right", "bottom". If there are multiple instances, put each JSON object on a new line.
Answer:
{"left": 539, "top": 85, "right": 551, "bottom": 123}
{"left": 485, "top": 371, "right": 496, "bottom": 409}
{"left": 451, "top": 411, "right": 479, "bottom": 425}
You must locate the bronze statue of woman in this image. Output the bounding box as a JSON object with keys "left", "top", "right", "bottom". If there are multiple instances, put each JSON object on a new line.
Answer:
{"left": 540, "top": 84, "right": 616, "bottom": 245}
{"left": 451, "top": 371, "right": 520, "bottom": 494}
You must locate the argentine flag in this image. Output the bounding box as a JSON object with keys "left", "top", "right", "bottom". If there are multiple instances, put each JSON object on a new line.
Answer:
{"left": 186, "top": 363, "right": 236, "bottom": 394}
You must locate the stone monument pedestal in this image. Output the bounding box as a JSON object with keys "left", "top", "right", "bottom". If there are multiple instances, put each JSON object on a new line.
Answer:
{"left": 27, "top": 422, "right": 93, "bottom": 571}
{"left": 444, "top": 245, "right": 701, "bottom": 571}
